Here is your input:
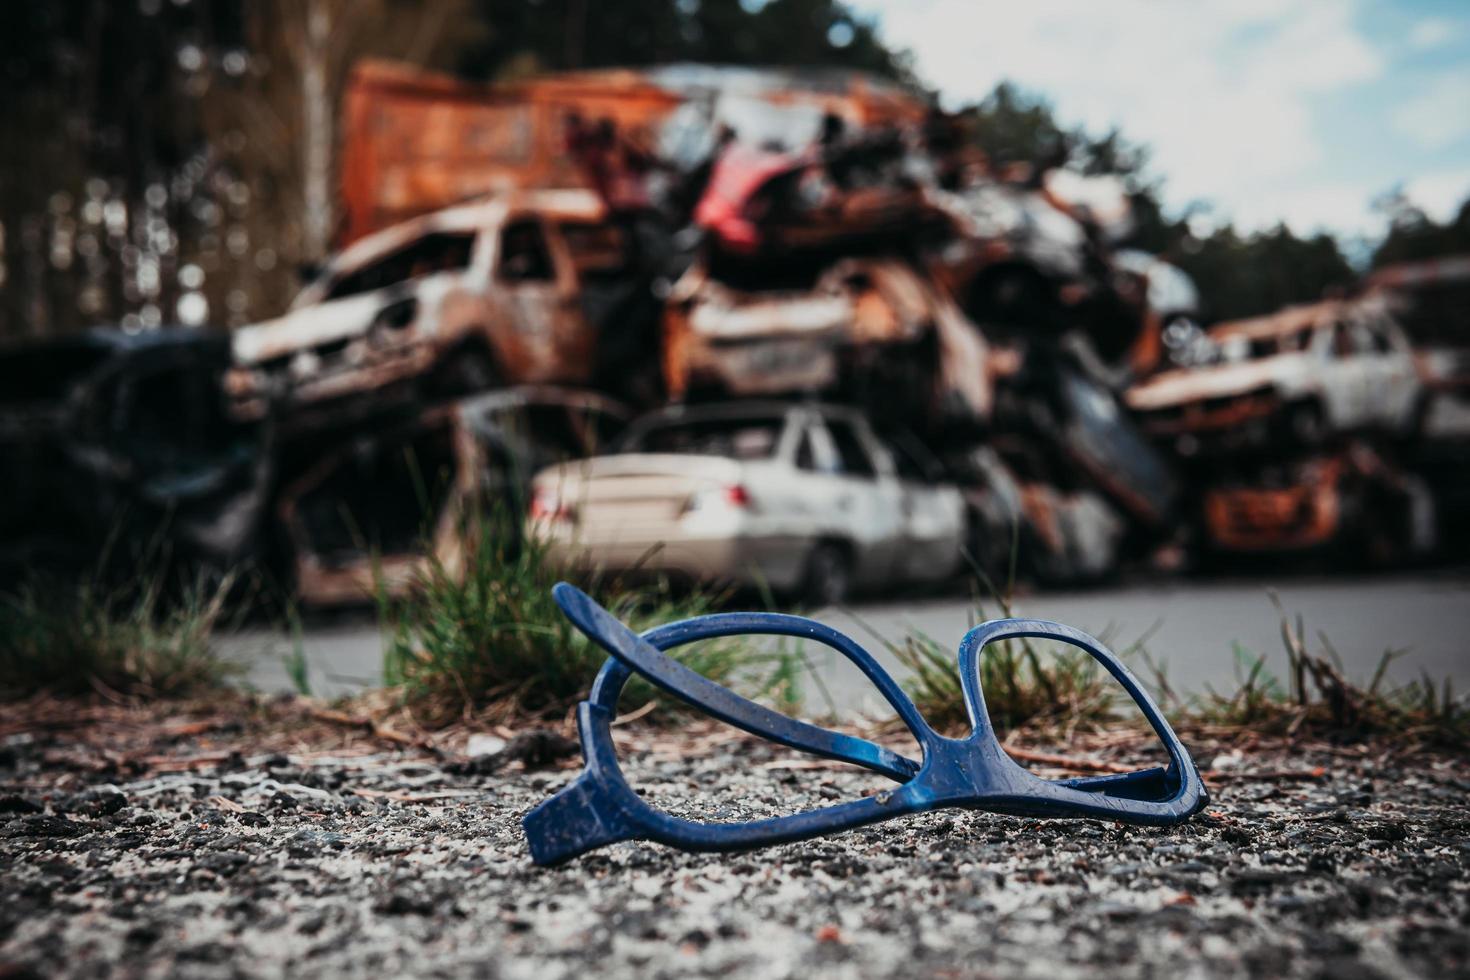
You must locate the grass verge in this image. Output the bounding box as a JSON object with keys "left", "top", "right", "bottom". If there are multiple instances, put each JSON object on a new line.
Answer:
{"left": 877, "top": 582, "right": 1467, "bottom": 749}
{"left": 378, "top": 518, "right": 785, "bottom": 726}
{"left": 1176, "top": 595, "right": 1468, "bottom": 748}
{"left": 0, "top": 571, "right": 239, "bottom": 700}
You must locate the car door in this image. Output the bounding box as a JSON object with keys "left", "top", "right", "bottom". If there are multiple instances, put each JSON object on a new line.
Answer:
{"left": 1360, "top": 312, "right": 1420, "bottom": 431}
{"left": 1317, "top": 320, "right": 1367, "bottom": 430}
{"left": 882, "top": 429, "right": 965, "bottom": 582}
{"left": 488, "top": 216, "right": 594, "bottom": 383}
{"left": 814, "top": 413, "right": 905, "bottom": 586}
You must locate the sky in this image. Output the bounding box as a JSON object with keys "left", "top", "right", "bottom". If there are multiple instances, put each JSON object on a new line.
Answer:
{"left": 849, "top": 0, "right": 1470, "bottom": 243}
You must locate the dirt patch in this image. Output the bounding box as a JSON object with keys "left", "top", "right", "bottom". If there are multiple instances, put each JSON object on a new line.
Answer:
{"left": 1, "top": 698, "right": 1467, "bottom": 979}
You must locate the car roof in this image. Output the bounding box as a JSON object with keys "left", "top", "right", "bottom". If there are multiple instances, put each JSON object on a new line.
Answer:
{"left": 1208, "top": 299, "right": 1349, "bottom": 343}
{"left": 323, "top": 188, "right": 608, "bottom": 277}
{"left": 1210, "top": 295, "right": 1394, "bottom": 343}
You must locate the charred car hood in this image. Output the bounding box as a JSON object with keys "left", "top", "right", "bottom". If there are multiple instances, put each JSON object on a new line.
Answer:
{"left": 232, "top": 277, "right": 456, "bottom": 365}
{"left": 233, "top": 294, "right": 386, "bottom": 365}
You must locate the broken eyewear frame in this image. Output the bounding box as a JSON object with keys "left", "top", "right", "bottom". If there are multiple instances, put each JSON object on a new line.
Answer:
{"left": 523, "top": 583, "right": 1207, "bottom": 865}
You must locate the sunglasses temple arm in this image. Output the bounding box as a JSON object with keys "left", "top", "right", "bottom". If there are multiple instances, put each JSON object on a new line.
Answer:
{"left": 558, "top": 583, "right": 923, "bottom": 782}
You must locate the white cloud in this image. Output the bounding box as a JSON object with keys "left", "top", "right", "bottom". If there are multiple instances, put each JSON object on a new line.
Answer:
{"left": 851, "top": 0, "right": 1387, "bottom": 233}
{"left": 1407, "top": 17, "right": 1459, "bottom": 51}
{"left": 1227, "top": 180, "right": 1387, "bottom": 238}
{"left": 1404, "top": 167, "right": 1470, "bottom": 222}
{"left": 1392, "top": 68, "right": 1470, "bottom": 150}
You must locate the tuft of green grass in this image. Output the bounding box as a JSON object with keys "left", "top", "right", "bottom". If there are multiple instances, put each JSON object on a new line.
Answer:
{"left": 378, "top": 514, "right": 785, "bottom": 725}
{"left": 883, "top": 625, "right": 1121, "bottom": 737}
{"left": 1185, "top": 595, "right": 1469, "bottom": 748}
{"left": 281, "top": 607, "right": 313, "bottom": 697}
{"left": 878, "top": 573, "right": 1469, "bottom": 748}
{"left": 0, "top": 572, "right": 239, "bottom": 700}
{"left": 860, "top": 561, "right": 1128, "bottom": 738}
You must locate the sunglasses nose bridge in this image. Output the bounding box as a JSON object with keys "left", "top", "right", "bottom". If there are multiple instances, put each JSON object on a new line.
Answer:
{"left": 914, "top": 733, "right": 1014, "bottom": 802}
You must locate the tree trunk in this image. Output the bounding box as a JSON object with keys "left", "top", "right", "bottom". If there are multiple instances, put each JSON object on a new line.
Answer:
{"left": 301, "top": 0, "right": 333, "bottom": 262}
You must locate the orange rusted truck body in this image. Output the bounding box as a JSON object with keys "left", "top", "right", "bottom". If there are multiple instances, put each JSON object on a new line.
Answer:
{"left": 338, "top": 60, "right": 927, "bottom": 246}
{"left": 338, "top": 61, "right": 680, "bottom": 246}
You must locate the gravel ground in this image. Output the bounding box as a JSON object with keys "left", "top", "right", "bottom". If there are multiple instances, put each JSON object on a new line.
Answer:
{"left": 2, "top": 702, "right": 1468, "bottom": 979}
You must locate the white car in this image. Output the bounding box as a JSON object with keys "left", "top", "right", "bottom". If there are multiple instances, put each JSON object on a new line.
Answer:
{"left": 1127, "top": 296, "right": 1424, "bottom": 449}
{"left": 530, "top": 402, "right": 966, "bottom": 604}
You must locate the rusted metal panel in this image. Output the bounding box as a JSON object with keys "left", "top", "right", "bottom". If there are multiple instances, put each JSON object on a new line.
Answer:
{"left": 339, "top": 61, "right": 682, "bottom": 246}
{"left": 663, "top": 256, "right": 991, "bottom": 430}
{"left": 1203, "top": 458, "right": 1344, "bottom": 553}
{"left": 339, "top": 60, "right": 928, "bottom": 247}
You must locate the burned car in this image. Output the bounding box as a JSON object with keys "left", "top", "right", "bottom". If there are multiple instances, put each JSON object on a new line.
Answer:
{"left": 1200, "top": 444, "right": 1436, "bottom": 565}
{"left": 1370, "top": 253, "right": 1470, "bottom": 442}
{"left": 1126, "top": 296, "right": 1425, "bottom": 453}
{"left": 934, "top": 170, "right": 1152, "bottom": 377}
{"left": 1113, "top": 249, "right": 1203, "bottom": 377}
{"left": 277, "top": 387, "right": 627, "bottom": 606}
{"left": 662, "top": 255, "right": 992, "bottom": 435}
{"left": 227, "top": 190, "right": 644, "bottom": 430}
{"left": 991, "top": 348, "right": 1179, "bottom": 534}
{"left": 0, "top": 328, "right": 272, "bottom": 583}
{"left": 691, "top": 139, "right": 938, "bottom": 258}
{"left": 530, "top": 402, "right": 967, "bottom": 604}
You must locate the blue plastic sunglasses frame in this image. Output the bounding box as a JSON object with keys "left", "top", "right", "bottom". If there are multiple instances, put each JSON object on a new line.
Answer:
{"left": 523, "top": 583, "right": 1207, "bottom": 865}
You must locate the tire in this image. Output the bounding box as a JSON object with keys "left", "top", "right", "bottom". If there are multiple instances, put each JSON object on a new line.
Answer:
{"left": 802, "top": 542, "right": 851, "bottom": 608}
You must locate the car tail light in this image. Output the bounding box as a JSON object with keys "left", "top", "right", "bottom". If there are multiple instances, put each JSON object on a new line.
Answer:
{"left": 529, "top": 488, "right": 576, "bottom": 524}
{"left": 685, "top": 484, "right": 751, "bottom": 514}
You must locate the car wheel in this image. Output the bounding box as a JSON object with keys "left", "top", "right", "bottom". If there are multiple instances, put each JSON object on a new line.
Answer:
{"left": 802, "top": 543, "right": 851, "bottom": 608}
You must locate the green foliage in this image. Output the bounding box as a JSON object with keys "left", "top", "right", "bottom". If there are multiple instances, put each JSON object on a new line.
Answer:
{"left": 282, "top": 609, "right": 313, "bottom": 698}
{"left": 957, "top": 82, "right": 1072, "bottom": 170}
{"left": 1185, "top": 600, "right": 1470, "bottom": 748}
{"left": 954, "top": 80, "right": 1361, "bottom": 322}
{"left": 0, "top": 572, "right": 239, "bottom": 700}
{"left": 1372, "top": 192, "right": 1470, "bottom": 269}
{"left": 378, "top": 516, "right": 779, "bottom": 724}
{"left": 860, "top": 574, "right": 1125, "bottom": 738}
{"left": 460, "top": 0, "right": 910, "bottom": 82}
{"left": 887, "top": 627, "right": 1120, "bottom": 737}
{"left": 870, "top": 573, "right": 1466, "bottom": 748}
{"left": 1173, "top": 225, "right": 1357, "bottom": 322}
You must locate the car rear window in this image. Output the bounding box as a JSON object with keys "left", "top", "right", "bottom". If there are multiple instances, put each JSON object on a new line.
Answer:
{"left": 626, "top": 416, "right": 784, "bottom": 460}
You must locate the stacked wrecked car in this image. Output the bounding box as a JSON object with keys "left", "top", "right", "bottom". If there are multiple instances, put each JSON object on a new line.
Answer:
{"left": 5, "top": 62, "right": 1464, "bottom": 605}
{"left": 1126, "top": 289, "right": 1451, "bottom": 563}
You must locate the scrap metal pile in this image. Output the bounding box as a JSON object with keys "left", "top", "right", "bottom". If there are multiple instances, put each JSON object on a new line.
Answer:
{"left": 3, "top": 62, "right": 1466, "bottom": 602}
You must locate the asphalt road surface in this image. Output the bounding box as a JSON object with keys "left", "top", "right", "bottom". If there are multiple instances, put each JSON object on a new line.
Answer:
{"left": 227, "top": 570, "right": 1470, "bottom": 716}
